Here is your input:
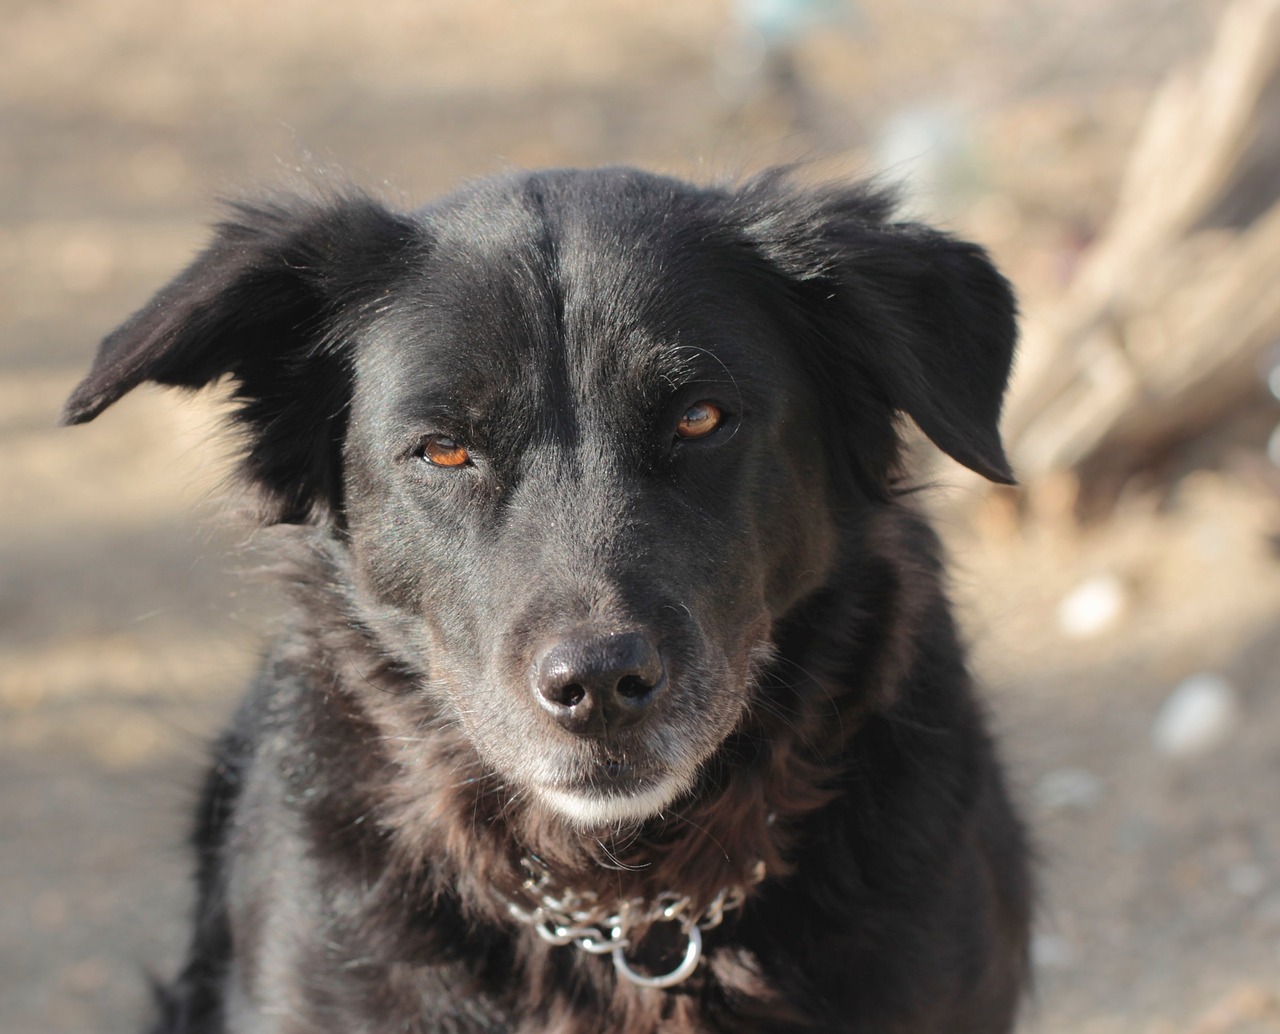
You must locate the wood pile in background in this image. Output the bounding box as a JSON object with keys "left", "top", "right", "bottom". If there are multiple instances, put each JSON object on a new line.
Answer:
{"left": 1005, "top": 0, "right": 1280, "bottom": 515}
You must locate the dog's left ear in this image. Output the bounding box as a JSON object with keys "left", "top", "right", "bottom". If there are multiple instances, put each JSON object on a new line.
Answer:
{"left": 737, "top": 179, "right": 1018, "bottom": 485}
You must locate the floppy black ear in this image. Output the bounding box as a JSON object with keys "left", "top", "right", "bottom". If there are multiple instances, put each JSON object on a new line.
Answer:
{"left": 62, "top": 192, "right": 419, "bottom": 522}
{"left": 735, "top": 176, "right": 1018, "bottom": 485}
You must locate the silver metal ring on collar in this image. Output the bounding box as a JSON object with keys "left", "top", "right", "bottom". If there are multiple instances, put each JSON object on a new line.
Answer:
{"left": 611, "top": 924, "right": 702, "bottom": 989}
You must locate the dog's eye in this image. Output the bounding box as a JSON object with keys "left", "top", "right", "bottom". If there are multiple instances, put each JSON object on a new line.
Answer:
{"left": 419, "top": 435, "right": 471, "bottom": 468}
{"left": 675, "top": 401, "right": 723, "bottom": 441}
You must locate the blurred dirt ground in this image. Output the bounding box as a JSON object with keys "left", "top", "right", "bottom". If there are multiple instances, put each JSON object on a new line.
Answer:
{"left": 3, "top": 1, "right": 1279, "bottom": 1031}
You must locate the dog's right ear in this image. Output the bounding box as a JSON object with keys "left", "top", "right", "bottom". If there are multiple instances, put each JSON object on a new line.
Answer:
{"left": 62, "top": 193, "right": 419, "bottom": 523}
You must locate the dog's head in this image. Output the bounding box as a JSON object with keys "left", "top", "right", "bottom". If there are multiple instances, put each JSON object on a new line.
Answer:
{"left": 64, "top": 168, "right": 1016, "bottom": 831}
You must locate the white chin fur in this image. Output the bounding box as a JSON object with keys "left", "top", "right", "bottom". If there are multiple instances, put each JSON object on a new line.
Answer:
{"left": 541, "top": 773, "right": 690, "bottom": 828}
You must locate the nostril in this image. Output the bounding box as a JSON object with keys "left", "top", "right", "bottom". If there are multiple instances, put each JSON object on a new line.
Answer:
{"left": 616, "top": 674, "right": 655, "bottom": 700}
{"left": 555, "top": 682, "right": 586, "bottom": 708}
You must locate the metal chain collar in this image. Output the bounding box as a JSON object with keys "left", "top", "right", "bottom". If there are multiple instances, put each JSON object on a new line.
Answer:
{"left": 502, "top": 855, "right": 767, "bottom": 989}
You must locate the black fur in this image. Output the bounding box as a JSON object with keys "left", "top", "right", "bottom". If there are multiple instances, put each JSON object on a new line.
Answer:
{"left": 65, "top": 167, "right": 1031, "bottom": 1033}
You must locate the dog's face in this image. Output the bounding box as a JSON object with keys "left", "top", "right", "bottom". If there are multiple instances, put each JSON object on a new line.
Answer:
{"left": 63, "top": 169, "right": 1017, "bottom": 830}
{"left": 339, "top": 179, "right": 842, "bottom": 825}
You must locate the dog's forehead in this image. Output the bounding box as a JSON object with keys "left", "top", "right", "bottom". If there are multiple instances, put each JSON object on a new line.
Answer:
{"left": 365, "top": 173, "right": 766, "bottom": 420}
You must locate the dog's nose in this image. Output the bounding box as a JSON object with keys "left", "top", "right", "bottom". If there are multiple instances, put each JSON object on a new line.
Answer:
{"left": 533, "top": 631, "right": 665, "bottom": 735}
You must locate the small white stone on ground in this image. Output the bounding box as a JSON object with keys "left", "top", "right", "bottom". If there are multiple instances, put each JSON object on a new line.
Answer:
{"left": 1031, "top": 933, "right": 1077, "bottom": 969}
{"left": 1035, "top": 767, "right": 1103, "bottom": 812}
{"left": 1057, "top": 574, "right": 1127, "bottom": 638}
{"left": 1226, "top": 863, "right": 1268, "bottom": 898}
{"left": 1151, "top": 672, "right": 1240, "bottom": 758}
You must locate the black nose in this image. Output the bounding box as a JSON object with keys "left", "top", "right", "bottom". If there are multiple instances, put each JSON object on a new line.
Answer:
{"left": 533, "top": 631, "right": 666, "bottom": 735}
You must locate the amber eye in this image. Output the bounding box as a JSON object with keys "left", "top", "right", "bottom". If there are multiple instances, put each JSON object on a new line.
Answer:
{"left": 420, "top": 435, "right": 471, "bottom": 468}
{"left": 675, "top": 401, "right": 724, "bottom": 441}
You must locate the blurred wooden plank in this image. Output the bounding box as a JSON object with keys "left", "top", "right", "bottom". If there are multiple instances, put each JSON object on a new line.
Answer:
{"left": 1007, "top": 0, "right": 1280, "bottom": 510}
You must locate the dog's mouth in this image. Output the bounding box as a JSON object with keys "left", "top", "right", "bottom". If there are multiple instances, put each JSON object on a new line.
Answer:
{"left": 539, "top": 769, "right": 695, "bottom": 828}
{"left": 467, "top": 650, "right": 757, "bottom": 830}
{"left": 534, "top": 756, "right": 698, "bottom": 828}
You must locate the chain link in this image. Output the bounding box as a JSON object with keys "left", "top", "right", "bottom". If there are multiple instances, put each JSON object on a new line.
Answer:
{"left": 502, "top": 855, "right": 766, "bottom": 988}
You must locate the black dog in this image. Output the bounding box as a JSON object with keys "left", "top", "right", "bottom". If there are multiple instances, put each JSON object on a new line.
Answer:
{"left": 64, "top": 167, "right": 1031, "bottom": 1033}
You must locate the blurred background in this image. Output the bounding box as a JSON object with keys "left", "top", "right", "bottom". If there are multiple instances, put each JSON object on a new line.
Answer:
{"left": 3, "top": 0, "right": 1279, "bottom": 1030}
